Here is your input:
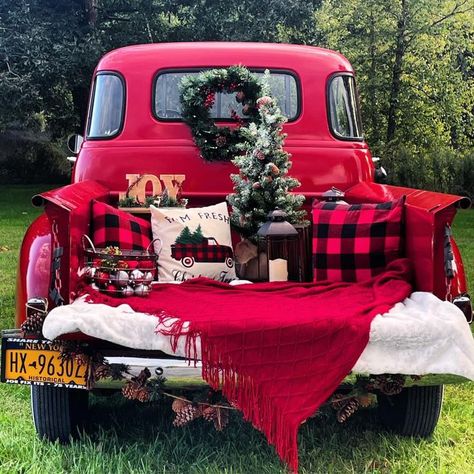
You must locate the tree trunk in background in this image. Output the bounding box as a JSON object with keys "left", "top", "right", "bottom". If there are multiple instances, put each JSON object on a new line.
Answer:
{"left": 368, "top": 6, "right": 379, "bottom": 145}
{"left": 386, "top": 0, "right": 408, "bottom": 143}
{"left": 84, "top": 0, "right": 98, "bottom": 27}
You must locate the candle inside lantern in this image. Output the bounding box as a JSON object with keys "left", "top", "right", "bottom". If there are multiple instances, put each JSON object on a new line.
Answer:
{"left": 269, "top": 258, "right": 288, "bottom": 282}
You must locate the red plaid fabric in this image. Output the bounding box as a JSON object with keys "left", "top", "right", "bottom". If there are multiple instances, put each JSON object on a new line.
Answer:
{"left": 312, "top": 198, "right": 404, "bottom": 282}
{"left": 171, "top": 242, "right": 233, "bottom": 265}
{"left": 91, "top": 201, "right": 152, "bottom": 251}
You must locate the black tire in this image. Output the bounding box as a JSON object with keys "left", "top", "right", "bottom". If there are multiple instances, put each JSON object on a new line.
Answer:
{"left": 378, "top": 385, "right": 443, "bottom": 437}
{"left": 31, "top": 385, "right": 89, "bottom": 442}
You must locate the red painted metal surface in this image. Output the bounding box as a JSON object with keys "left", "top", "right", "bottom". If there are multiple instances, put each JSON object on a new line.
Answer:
{"left": 73, "top": 43, "right": 374, "bottom": 197}
{"left": 345, "top": 182, "right": 469, "bottom": 298}
{"left": 15, "top": 214, "right": 51, "bottom": 328}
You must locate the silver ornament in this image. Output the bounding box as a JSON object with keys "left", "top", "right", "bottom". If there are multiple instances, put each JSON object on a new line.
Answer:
{"left": 134, "top": 284, "right": 150, "bottom": 297}
{"left": 144, "top": 271, "right": 154, "bottom": 284}
{"left": 122, "top": 285, "right": 134, "bottom": 297}
{"left": 130, "top": 269, "right": 144, "bottom": 284}
{"left": 115, "top": 270, "right": 130, "bottom": 287}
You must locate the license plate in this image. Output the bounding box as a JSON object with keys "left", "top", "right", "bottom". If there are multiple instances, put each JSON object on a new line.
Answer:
{"left": 1, "top": 337, "right": 87, "bottom": 389}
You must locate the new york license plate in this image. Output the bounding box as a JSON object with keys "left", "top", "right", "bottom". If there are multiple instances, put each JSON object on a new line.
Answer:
{"left": 1, "top": 337, "right": 87, "bottom": 389}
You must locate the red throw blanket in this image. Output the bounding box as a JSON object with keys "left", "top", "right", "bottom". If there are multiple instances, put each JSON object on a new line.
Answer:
{"left": 85, "top": 258, "right": 412, "bottom": 472}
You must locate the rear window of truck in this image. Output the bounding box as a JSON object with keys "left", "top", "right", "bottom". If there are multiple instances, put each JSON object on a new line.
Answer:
{"left": 153, "top": 70, "right": 299, "bottom": 121}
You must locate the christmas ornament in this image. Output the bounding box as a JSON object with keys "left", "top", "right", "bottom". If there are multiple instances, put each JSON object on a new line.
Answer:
{"left": 105, "top": 283, "right": 116, "bottom": 294}
{"left": 117, "top": 260, "right": 129, "bottom": 269}
{"left": 90, "top": 283, "right": 100, "bottom": 291}
{"left": 269, "top": 163, "right": 280, "bottom": 174}
{"left": 130, "top": 269, "right": 144, "bottom": 283}
{"left": 127, "top": 260, "right": 139, "bottom": 269}
{"left": 252, "top": 182, "right": 262, "bottom": 190}
{"left": 95, "top": 270, "right": 110, "bottom": 286}
{"left": 143, "top": 271, "right": 154, "bottom": 284}
{"left": 115, "top": 270, "right": 130, "bottom": 287}
{"left": 215, "top": 135, "right": 227, "bottom": 147}
{"left": 255, "top": 150, "right": 265, "bottom": 160}
{"left": 122, "top": 285, "right": 135, "bottom": 297}
{"left": 134, "top": 284, "right": 150, "bottom": 297}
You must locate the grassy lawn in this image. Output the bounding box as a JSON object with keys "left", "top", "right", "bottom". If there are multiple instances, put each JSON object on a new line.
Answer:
{"left": 0, "top": 185, "right": 473, "bottom": 474}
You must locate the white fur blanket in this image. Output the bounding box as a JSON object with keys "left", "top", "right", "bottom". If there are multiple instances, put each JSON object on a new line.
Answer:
{"left": 43, "top": 291, "right": 474, "bottom": 381}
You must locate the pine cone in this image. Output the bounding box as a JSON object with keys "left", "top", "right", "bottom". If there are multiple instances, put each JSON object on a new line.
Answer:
{"left": 136, "top": 387, "right": 151, "bottom": 403}
{"left": 357, "top": 394, "right": 374, "bottom": 408}
{"left": 202, "top": 406, "right": 218, "bottom": 422}
{"left": 379, "top": 375, "right": 405, "bottom": 396}
{"left": 21, "top": 312, "right": 45, "bottom": 335}
{"left": 75, "top": 353, "right": 90, "bottom": 367}
{"left": 122, "top": 380, "right": 141, "bottom": 400}
{"left": 173, "top": 403, "right": 199, "bottom": 427}
{"left": 336, "top": 397, "right": 361, "bottom": 423}
{"left": 172, "top": 398, "right": 188, "bottom": 413}
{"left": 330, "top": 393, "right": 348, "bottom": 411}
{"left": 94, "top": 363, "right": 111, "bottom": 380}
{"left": 213, "top": 407, "right": 229, "bottom": 431}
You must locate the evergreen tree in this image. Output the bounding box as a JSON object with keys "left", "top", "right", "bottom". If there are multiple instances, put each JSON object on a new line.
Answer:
{"left": 190, "top": 225, "right": 204, "bottom": 243}
{"left": 227, "top": 82, "right": 306, "bottom": 239}
{"left": 175, "top": 226, "right": 194, "bottom": 244}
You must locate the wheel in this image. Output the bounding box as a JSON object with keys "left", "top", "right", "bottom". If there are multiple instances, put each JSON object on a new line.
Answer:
{"left": 378, "top": 385, "right": 443, "bottom": 437}
{"left": 181, "top": 256, "right": 194, "bottom": 268}
{"left": 225, "top": 257, "right": 234, "bottom": 268}
{"left": 31, "top": 385, "right": 89, "bottom": 442}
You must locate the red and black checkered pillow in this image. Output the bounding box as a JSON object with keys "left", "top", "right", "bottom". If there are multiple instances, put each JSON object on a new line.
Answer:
{"left": 312, "top": 198, "right": 405, "bottom": 282}
{"left": 91, "top": 201, "right": 152, "bottom": 251}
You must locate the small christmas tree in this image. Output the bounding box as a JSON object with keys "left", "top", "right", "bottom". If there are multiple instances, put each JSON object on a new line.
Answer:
{"left": 175, "top": 225, "right": 205, "bottom": 244}
{"left": 227, "top": 81, "right": 306, "bottom": 239}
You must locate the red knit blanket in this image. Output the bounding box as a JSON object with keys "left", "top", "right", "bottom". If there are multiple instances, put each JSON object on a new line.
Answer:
{"left": 85, "top": 258, "right": 412, "bottom": 472}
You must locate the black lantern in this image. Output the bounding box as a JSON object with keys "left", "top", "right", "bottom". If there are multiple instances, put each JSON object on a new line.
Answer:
{"left": 257, "top": 209, "right": 299, "bottom": 282}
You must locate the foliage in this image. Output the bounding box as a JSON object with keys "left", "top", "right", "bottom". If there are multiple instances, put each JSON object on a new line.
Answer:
{"left": 0, "top": 131, "right": 70, "bottom": 185}
{"left": 0, "top": 0, "right": 474, "bottom": 193}
{"left": 175, "top": 225, "right": 204, "bottom": 244}
{"left": 179, "top": 66, "right": 263, "bottom": 162}
{"left": 227, "top": 87, "right": 306, "bottom": 238}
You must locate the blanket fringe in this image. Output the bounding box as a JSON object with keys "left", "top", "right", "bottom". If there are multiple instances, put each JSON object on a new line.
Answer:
{"left": 155, "top": 315, "right": 300, "bottom": 473}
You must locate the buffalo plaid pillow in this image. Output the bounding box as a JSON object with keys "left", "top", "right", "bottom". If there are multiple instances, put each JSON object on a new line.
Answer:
{"left": 91, "top": 201, "right": 152, "bottom": 251}
{"left": 312, "top": 198, "right": 405, "bottom": 282}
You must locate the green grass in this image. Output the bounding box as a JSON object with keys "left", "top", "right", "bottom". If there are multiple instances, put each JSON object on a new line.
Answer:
{"left": 0, "top": 186, "right": 473, "bottom": 474}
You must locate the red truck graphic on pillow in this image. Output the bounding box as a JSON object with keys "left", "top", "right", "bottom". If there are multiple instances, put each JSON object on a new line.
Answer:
{"left": 171, "top": 237, "right": 234, "bottom": 268}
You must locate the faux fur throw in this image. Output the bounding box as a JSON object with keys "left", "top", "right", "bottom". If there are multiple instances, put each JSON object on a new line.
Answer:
{"left": 83, "top": 258, "right": 413, "bottom": 472}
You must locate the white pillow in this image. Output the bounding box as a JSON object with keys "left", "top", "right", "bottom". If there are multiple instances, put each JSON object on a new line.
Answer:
{"left": 150, "top": 202, "right": 237, "bottom": 282}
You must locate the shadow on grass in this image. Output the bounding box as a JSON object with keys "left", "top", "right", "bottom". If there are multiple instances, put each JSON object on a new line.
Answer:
{"left": 62, "top": 392, "right": 436, "bottom": 474}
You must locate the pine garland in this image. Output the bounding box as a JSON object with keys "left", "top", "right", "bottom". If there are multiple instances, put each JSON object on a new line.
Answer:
{"left": 179, "top": 66, "right": 263, "bottom": 162}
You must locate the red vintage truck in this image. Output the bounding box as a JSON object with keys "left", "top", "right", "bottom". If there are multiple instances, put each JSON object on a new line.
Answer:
{"left": 2, "top": 42, "right": 473, "bottom": 445}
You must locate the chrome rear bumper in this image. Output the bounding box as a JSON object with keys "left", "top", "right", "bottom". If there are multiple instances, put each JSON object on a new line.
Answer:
{"left": 94, "top": 356, "right": 470, "bottom": 390}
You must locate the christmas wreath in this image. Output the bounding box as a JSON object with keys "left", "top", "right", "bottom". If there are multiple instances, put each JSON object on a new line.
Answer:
{"left": 179, "top": 66, "right": 263, "bottom": 162}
